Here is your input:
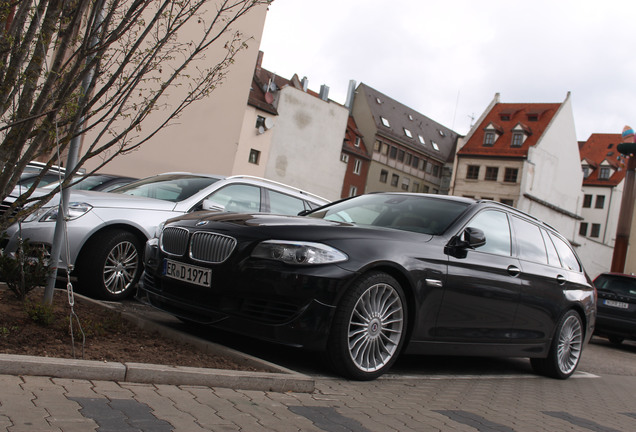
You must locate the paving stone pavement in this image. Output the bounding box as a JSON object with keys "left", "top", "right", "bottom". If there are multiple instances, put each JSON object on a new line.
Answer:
{"left": 1, "top": 372, "right": 636, "bottom": 431}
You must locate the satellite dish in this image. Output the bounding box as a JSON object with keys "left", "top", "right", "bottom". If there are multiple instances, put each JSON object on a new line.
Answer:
{"left": 264, "top": 118, "right": 274, "bottom": 129}
{"left": 257, "top": 126, "right": 265, "bottom": 134}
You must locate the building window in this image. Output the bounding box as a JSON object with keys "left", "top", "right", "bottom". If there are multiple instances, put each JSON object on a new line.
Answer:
{"left": 412, "top": 156, "right": 419, "bottom": 169}
{"left": 354, "top": 137, "right": 361, "bottom": 147}
{"left": 391, "top": 174, "right": 399, "bottom": 187}
{"left": 579, "top": 222, "right": 588, "bottom": 236}
{"left": 431, "top": 141, "right": 440, "bottom": 151}
{"left": 423, "top": 185, "right": 430, "bottom": 193}
{"left": 466, "top": 165, "right": 480, "bottom": 180}
{"left": 504, "top": 168, "right": 518, "bottom": 183}
{"left": 381, "top": 143, "right": 389, "bottom": 155}
{"left": 405, "top": 153, "right": 412, "bottom": 165}
{"left": 501, "top": 199, "right": 514, "bottom": 206}
{"left": 248, "top": 149, "right": 260, "bottom": 164}
{"left": 353, "top": 159, "right": 362, "bottom": 175}
{"left": 599, "top": 167, "right": 611, "bottom": 180}
{"left": 380, "top": 169, "right": 388, "bottom": 183}
{"left": 595, "top": 195, "right": 605, "bottom": 209}
{"left": 511, "top": 133, "right": 524, "bottom": 147}
{"left": 389, "top": 146, "right": 397, "bottom": 159}
{"left": 418, "top": 135, "right": 426, "bottom": 145}
{"left": 590, "top": 223, "right": 601, "bottom": 238}
{"left": 374, "top": 140, "right": 381, "bottom": 152}
{"left": 401, "top": 178, "right": 410, "bottom": 191}
{"left": 583, "top": 194, "right": 593, "bottom": 208}
{"left": 421, "top": 159, "right": 428, "bottom": 171}
{"left": 349, "top": 186, "right": 357, "bottom": 197}
{"left": 397, "top": 149, "right": 405, "bottom": 162}
{"left": 412, "top": 182, "right": 419, "bottom": 192}
{"left": 484, "top": 132, "right": 495, "bottom": 146}
{"left": 255, "top": 115, "right": 265, "bottom": 128}
{"left": 341, "top": 153, "right": 349, "bottom": 163}
{"left": 432, "top": 165, "right": 440, "bottom": 177}
{"left": 582, "top": 165, "right": 591, "bottom": 178}
{"left": 404, "top": 128, "right": 413, "bottom": 138}
{"left": 380, "top": 116, "right": 391, "bottom": 127}
{"left": 485, "top": 167, "right": 498, "bottom": 181}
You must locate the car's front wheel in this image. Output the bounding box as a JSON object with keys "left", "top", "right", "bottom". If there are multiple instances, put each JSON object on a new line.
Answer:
{"left": 531, "top": 310, "right": 583, "bottom": 379}
{"left": 77, "top": 229, "right": 143, "bottom": 301}
{"left": 326, "top": 271, "right": 407, "bottom": 380}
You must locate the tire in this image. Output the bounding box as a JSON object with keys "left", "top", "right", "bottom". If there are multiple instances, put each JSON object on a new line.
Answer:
{"left": 608, "top": 336, "right": 624, "bottom": 345}
{"left": 531, "top": 310, "right": 583, "bottom": 379}
{"left": 326, "top": 271, "right": 407, "bottom": 380}
{"left": 77, "top": 230, "right": 143, "bottom": 301}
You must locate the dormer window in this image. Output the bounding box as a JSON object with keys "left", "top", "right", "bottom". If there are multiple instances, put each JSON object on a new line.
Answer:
{"left": 418, "top": 135, "right": 425, "bottom": 145}
{"left": 380, "top": 116, "right": 390, "bottom": 127}
{"left": 527, "top": 114, "right": 538, "bottom": 121}
{"left": 582, "top": 165, "right": 591, "bottom": 179}
{"left": 354, "top": 136, "right": 361, "bottom": 147}
{"left": 404, "top": 128, "right": 413, "bottom": 138}
{"left": 511, "top": 132, "right": 524, "bottom": 147}
{"left": 431, "top": 141, "right": 440, "bottom": 151}
{"left": 500, "top": 114, "right": 510, "bottom": 121}
{"left": 484, "top": 132, "right": 495, "bottom": 146}
{"left": 376, "top": 97, "right": 382, "bottom": 104}
{"left": 599, "top": 167, "right": 611, "bottom": 180}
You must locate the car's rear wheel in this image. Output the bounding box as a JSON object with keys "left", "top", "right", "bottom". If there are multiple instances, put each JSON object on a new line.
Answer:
{"left": 531, "top": 310, "right": 583, "bottom": 379}
{"left": 77, "top": 230, "right": 143, "bottom": 301}
{"left": 326, "top": 271, "right": 407, "bottom": 380}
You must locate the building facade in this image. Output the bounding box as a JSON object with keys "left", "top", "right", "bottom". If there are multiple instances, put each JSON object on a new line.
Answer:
{"left": 340, "top": 116, "right": 371, "bottom": 198}
{"left": 351, "top": 83, "right": 458, "bottom": 195}
{"left": 450, "top": 93, "right": 583, "bottom": 243}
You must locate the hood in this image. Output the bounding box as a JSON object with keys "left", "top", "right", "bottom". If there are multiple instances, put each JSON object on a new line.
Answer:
{"left": 40, "top": 190, "right": 177, "bottom": 211}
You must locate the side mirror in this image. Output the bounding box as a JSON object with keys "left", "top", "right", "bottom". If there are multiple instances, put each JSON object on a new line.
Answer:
{"left": 462, "top": 227, "right": 486, "bottom": 249}
{"left": 202, "top": 199, "right": 225, "bottom": 211}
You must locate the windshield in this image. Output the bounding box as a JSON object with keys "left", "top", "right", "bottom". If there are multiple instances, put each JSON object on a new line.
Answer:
{"left": 308, "top": 194, "right": 470, "bottom": 235}
{"left": 111, "top": 174, "right": 221, "bottom": 202}
{"left": 595, "top": 274, "right": 636, "bottom": 296}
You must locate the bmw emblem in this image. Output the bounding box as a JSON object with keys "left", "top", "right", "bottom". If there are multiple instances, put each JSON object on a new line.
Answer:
{"left": 196, "top": 220, "right": 209, "bottom": 227}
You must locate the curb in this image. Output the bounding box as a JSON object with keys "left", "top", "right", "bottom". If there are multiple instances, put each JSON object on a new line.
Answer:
{"left": 1, "top": 292, "right": 315, "bottom": 393}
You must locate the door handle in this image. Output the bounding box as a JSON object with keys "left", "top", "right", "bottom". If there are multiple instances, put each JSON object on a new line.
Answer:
{"left": 556, "top": 275, "right": 567, "bottom": 285}
{"left": 507, "top": 265, "right": 521, "bottom": 277}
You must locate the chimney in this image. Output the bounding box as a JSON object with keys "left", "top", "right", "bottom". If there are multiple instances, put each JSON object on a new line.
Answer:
{"left": 256, "top": 51, "right": 264, "bottom": 70}
{"left": 319, "top": 85, "right": 330, "bottom": 101}
{"left": 301, "top": 76, "right": 308, "bottom": 92}
{"left": 344, "top": 80, "right": 356, "bottom": 112}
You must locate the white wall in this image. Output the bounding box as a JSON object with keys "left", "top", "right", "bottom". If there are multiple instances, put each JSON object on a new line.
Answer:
{"left": 263, "top": 86, "right": 349, "bottom": 200}
{"left": 231, "top": 105, "right": 274, "bottom": 177}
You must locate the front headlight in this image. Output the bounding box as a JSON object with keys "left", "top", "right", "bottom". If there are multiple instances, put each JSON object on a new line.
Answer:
{"left": 251, "top": 240, "right": 348, "bottom": 265}
{"left": 24, "top": 202, "right": 93, "bottom": 223}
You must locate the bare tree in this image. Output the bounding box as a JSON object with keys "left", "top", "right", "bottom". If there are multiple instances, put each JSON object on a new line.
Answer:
{"left": 0, "top": 0, "right": 269, "bottom": 230}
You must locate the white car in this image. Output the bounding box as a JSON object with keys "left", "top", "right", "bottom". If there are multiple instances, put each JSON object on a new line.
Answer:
{"left": 2, "top": 173, "right": 328, "bottom": 300}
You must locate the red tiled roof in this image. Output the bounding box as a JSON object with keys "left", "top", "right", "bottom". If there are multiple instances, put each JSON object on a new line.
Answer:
{"left": 579, "top": 133, "right": 626, "bottom": 187}
{"left": 458, "top": 103, "right": 560, "bottom": 157}
{"left": 342, "top": 116, "right": 371, "bottom": 159}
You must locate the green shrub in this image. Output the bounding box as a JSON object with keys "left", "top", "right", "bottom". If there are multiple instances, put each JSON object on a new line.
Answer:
{"left": 0, "top": 239, "right": 51, "bottom": 300}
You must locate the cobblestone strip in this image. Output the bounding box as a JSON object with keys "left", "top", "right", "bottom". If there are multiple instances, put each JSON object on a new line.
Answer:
{"left": 0, "top": 375, "right": 59, "bottom": 432}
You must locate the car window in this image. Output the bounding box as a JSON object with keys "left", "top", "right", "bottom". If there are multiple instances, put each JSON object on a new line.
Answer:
{"left": 548, "top": 232, "right": 581, "bottom": 272}
{"left": 268, "top": 190, "right": 306, "bottom": 215}
{"left": 511, "top": 216, "right": 548, "bottom": 264}
{"left": 595, "top": 274, "right": 636, "bottom": 295}
{"left": 206, "top": 184, "right": 261, "bottom": 213}
{"left": 308, "top": 194, "right": 469, "bottom": 234}
{"left": 467, "top": 210, "right": 511, "bottom": 256}
{"left": 114, "top": 175, "right": 220, "bottom": 202}
{"left": 540, "top": 228, "right": 561, "bottom": 267}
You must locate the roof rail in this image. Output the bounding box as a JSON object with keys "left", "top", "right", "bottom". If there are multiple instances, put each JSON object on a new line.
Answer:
{"left": 226, "top": 175, "right": 329, "bottom": 203}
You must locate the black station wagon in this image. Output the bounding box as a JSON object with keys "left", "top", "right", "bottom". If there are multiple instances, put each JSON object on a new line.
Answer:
{"left": 138, "top": 193, "right": 596, "bottom": 380}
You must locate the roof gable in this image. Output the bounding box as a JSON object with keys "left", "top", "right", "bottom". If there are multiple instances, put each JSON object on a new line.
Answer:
{"left": 458, "top": 102, "right": 560, "bottom": 157}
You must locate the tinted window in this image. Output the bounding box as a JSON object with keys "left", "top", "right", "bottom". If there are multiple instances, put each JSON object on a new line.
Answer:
{"left": 268, "top": 190, "right": 306, "bottom": 215}
{"left": 468, "top": 210, "right": 511, "bottom": 256}
{"left": 207, "top": 184, "right": 261, "bottom": 213}
{"left": 595, "top": 274, "right": 636, "bottom": 296}
{"left": 116, "top": 175, "right": 220, "bottom": 202}
{"left": 511, "top": 216, "right": 547, "bottom": 264}
{"left": 549, "top": 233, "right": 581, "bottom": 272}
{"left": 541, "top": 229, "right": 561, "bottom": 267}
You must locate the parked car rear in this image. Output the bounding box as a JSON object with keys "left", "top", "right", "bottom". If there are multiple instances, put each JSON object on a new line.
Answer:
{"left": 594, "top": 272, "right": 636, "bottom": 344}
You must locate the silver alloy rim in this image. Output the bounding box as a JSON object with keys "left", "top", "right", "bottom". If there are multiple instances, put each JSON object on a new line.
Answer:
{"left": 557, "top": 314, "right": 583, "bottom": 375}
{"left": 103, "top": 241, "right": 139, "bottom": 295}
{"left": 347, "top": 282, "right": 404, "bottom": 372}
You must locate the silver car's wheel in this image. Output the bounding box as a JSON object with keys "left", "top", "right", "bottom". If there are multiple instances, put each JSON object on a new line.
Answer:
{"left": 103, "top": 240, "right": 139, "bottom": 296}
{"left": 327, "top": 271, "right": 407, "bottom": 380}
{"left": 348, "top": 282, "right": 404, "bottom": 373}
{"left": 531, "top": 310, "right": 584, "bottom": 379}
{"left": 77, "top": 230, "right": 143, "bottom": 301}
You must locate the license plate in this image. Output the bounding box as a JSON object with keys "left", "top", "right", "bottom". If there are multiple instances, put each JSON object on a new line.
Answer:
{"left": 163, "top": 259, "right": 212, "bottom": 288}
{"left": 603, "top": 299, "right": 629, "bottom": 309}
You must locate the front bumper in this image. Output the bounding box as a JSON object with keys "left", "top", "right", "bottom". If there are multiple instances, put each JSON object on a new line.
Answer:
{"left": 138, "top": 240, "right": 356, "bottom": 351}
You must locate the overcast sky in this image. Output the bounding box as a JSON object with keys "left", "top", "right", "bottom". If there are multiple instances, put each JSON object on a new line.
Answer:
{"left": 259, "top": 0, "right": 636, "bottom": 141}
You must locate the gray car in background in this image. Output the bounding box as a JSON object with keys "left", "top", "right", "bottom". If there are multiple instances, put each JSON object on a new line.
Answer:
{"left": 2, "top": 173, "right": 328, "bottom": 300}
